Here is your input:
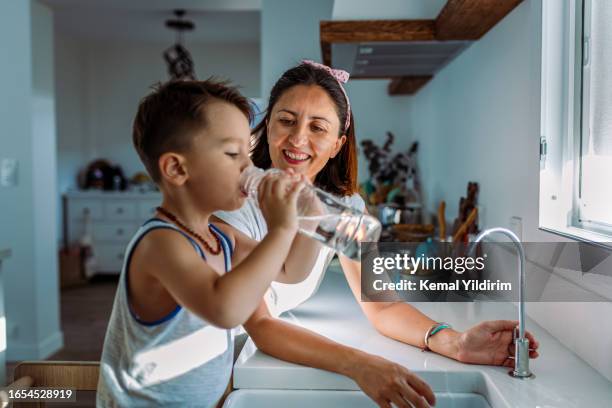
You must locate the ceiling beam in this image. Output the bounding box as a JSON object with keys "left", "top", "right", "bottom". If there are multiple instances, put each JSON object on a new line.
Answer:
{"left": 388, "top": 76, "right": 433, "bottom": 95}
{"left": 319, "top": 0, "right": 525, "bottom": 95}
{"left": 320, "top": 20, "right": 435, "bottom": 65}
{"left": 435, "top": 0, "right": 523, "bottom": 40}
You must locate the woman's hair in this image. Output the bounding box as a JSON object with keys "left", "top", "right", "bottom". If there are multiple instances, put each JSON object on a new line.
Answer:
{"left": 250, "top": 63, "right": 358, "bottom": 196}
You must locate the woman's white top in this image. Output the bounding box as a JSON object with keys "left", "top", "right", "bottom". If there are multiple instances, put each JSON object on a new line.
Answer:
{"left": 215, "top": 193, "right": 365, "bottom": 317}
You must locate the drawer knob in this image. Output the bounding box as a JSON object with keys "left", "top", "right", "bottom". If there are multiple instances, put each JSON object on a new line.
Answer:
{"left": 117, "top": 228, "right": 124, "bottom": 236}
{"left": 116, "top": 207, "right": 124, "bottom": 214}
{"left": 117, "top": 253, "right": 123, "bottom": 260}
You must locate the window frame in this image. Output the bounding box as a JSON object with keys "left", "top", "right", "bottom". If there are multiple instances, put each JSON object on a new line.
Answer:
{"left": 539, "top": 0, "right": 612, "bottom": 249}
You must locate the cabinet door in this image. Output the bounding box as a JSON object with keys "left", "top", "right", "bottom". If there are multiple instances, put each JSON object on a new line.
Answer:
{"left": 95, "top": 243, "right": 127, "bottom": 274}
{"left": 69, "top": 199, "right": 104, "bottom": 221}
{"left": 138, "top": 199, "right": 161, "bottom": 220}
{"left": 92, "top": 222, "right": 138, "bottom": 244}
{"left": 105, "top": 201, "right": 136, "bottom": 221}
{"left": 66, "top": 199, "right": 103, "bottom": 245}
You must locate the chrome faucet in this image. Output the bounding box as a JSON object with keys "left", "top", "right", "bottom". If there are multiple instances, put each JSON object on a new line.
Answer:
{"left": 471, "top": 227, "right": 534, "bottom": 379}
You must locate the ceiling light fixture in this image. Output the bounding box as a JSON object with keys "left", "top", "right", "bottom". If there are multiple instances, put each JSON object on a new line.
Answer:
{"left": 163, "top": 9, "right": 196, "bottom": 80}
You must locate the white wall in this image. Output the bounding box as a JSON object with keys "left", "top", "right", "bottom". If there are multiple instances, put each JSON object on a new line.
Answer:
{"left": 407, "top": 0, "right": 612, "bottom": 382}
{"left": 261, "top": 0, "right": 334, "bottom": 98}
{"left": 344, "top": 81, "right": 412, "bottom": 183}
{"left": 56, "top": 38, "right": 261, "bottom": 192}
{"left": 54, "top": 36, "right": 260, "bottom": 245}
{"left": 0, "top": 0, "right": 62, "bottom": 360}
{"left": 332, "top": 0, "right": 446, "bottom": 20}
{"left": 55, "top": 32, "right": 87, "bottom": 205}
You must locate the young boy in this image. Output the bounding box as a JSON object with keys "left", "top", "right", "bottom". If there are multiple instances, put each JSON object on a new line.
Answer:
{"left": 96, "top": 80, "right": 304, "bottom": 407}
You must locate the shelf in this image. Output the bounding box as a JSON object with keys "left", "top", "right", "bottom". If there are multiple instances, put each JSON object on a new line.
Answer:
{"left": 320, "top": 0, "right": 524, "bottom": 95}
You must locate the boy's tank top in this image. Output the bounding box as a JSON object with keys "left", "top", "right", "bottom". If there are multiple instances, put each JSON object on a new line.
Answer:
{"left": 97, "top": 218, "right": 234, "bottom": 407}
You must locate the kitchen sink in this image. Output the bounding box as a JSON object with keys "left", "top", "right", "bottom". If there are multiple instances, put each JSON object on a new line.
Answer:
{"left": 222, "top": 389, "right": 491, "bottom": 408}
{"left": 224, "top": 371, "right": 503, "bottom": 407}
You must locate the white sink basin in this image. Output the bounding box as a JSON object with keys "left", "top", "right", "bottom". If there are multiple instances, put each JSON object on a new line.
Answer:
{"left": 225, "top": 371, "right": 503, "bottom": 408}
{"left": 222, "top": 390, "right": 491, "bottom": 408}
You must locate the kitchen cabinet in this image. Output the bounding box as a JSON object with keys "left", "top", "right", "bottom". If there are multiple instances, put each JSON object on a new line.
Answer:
{"left": 63, "top": 191, "right": 161, "bottom": 275}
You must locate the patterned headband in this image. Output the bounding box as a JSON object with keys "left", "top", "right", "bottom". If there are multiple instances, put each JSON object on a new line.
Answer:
{"left": 302, "top": 59, "right": 351, "bottom": 132}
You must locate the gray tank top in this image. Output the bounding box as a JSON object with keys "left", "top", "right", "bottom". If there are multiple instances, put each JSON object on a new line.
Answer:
{"left": 97, "top": 218, "right": 234, "bottom": 407}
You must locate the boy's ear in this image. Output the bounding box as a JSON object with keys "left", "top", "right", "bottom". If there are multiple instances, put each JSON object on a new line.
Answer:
{"left": 159, "top": 152, "right": 188, "bottom": 186}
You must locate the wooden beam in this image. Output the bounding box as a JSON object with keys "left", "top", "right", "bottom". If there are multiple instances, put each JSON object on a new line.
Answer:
{"left": 321, "top": 20, "right": 436, "bottom": 43}
{"left": 435, "top": 0, "right": 524, "bottom": 40}
{"left": 321, "top": 40, "right": 332, "bottom": 67}
{"left": 388, "top": 76, "right": 433, "bottom": 95}
{"left": 319, "top": 0, "right": 525, "bottom": 93}
{"left": 320, "top": 20, "right": 435, "bottom": 65}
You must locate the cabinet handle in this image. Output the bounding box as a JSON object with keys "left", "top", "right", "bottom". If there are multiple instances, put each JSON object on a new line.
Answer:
{"left": 117, "top": 253, "right": 123, "bottom": 260}
{"left": 83, "top": 208, "right": 90, "bottom": 216}
{"left": 117, "top": 228, "right": 124, "bottom": 236}
{"left": 116, "top": 207, "right": 124, "bottom": 214}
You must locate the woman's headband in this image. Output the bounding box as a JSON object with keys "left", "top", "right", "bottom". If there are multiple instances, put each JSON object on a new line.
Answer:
{"left": 301, "top": 59, "right": 351, "bottom": 132}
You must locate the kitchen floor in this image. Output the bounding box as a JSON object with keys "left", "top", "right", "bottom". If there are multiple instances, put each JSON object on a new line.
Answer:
{"left": 49, "top": 275, "right": 117, "bottom": 361}
{"left": 7, "top": 275, "right": 118, "bottom": 406}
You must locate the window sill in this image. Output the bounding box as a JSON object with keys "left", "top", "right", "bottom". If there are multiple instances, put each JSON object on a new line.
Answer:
{"left": 540, "top": 226, "right": 612, "bottom": 250}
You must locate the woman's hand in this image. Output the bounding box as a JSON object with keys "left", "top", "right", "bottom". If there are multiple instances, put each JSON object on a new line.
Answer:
{"left": 349, "top": 352, "right": 435, "bottom": 408}
{"left": 454, "top": 320, "right": 540, "bottom": 367}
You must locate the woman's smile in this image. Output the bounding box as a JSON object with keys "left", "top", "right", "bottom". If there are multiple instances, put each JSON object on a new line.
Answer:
{"left": 282, "top": 148, "right": 311, "bottom": 164}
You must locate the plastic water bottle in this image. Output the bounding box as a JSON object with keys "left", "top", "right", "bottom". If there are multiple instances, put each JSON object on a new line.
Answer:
{"left": 240, "top": 166, "right": 381, "bottom": 260}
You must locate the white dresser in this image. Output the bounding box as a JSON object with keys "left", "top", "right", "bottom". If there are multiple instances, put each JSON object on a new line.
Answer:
{"left": 63, "top": 191, "right": 162, "bottom": 275}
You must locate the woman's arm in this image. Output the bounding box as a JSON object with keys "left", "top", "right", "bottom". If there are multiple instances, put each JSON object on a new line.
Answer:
{"left": 339, "top": 255, "right": 539, "bottom": 365}
{"left": 243, "top": 300, "right": 436, "bottom": 408}
{"left": 213, "top": 217, "right": 319, "bottom": 284}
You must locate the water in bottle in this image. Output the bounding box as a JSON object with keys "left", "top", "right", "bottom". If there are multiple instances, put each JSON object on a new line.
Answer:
{"left": 239, "top": 166, "right": 381, "bottom": 260}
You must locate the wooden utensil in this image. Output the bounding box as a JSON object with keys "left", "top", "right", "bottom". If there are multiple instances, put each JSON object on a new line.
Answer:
{"left": 438, "top": 201, "right": 446, "bottom": 241}
{"left": 452, "top": 207, "right": 478, "bottom": 243}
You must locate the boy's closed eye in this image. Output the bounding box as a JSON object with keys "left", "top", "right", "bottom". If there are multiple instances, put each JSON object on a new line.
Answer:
{"left": 225, "top": 152, "right": 239, "bottom": 158}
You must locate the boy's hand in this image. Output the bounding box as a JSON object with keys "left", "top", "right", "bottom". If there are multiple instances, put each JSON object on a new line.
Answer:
{"left": 349, "top": 353, "right": 435, "bottom": 408}
{"left": 258, "top": 170, "right": 304, "bottom": 234}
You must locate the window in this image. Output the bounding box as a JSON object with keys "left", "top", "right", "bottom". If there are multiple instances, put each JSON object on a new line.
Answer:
{"left": 540, "top": 0, "right": 612, "bottom": 247}
{"left": 577, "top": 0, "right": 612, "bottom": 233}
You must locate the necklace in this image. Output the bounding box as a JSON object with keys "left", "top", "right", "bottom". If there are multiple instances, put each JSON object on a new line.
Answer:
{"left": 156, "top": 206, "right": 221, "bottom": 255}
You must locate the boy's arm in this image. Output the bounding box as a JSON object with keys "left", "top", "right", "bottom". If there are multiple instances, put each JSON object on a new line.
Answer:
{"left": 243, "top": 300, "right": 435, "bottom": 408}
{"left": 141, "top": 226, "right": 295, "bottom": 329}
{"left": 214, "top": 219, "right": 321, "bottom": 284}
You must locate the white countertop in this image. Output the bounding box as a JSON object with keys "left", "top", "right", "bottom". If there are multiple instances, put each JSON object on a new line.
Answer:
{"left": 234, "top": 268, "right": 612, "bottom": 407}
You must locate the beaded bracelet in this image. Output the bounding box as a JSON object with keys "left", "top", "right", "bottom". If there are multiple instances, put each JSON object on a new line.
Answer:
{"left": 422, "top": 322, "right": 452, "bottom": 352}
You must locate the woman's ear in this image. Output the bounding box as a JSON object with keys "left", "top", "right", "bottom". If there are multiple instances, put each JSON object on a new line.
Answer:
{"left": 330, "top": 134, "right": 347, "bottom": 158}
{"left": 158, "top": 152, "right": 188, "bottom": 186}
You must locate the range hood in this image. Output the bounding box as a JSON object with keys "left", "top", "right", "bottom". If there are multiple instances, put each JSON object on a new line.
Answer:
{"left": 321, "top": 0, "right": 524, "bottom": 95}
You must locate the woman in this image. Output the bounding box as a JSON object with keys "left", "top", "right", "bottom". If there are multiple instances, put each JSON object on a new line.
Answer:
{"left": 215, "top": 61, "right": 539, "bottom": 408}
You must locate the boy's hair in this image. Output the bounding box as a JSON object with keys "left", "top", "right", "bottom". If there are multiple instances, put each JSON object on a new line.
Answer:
{"left": 133, "top": 79, "right": 253, "bottom": 182}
